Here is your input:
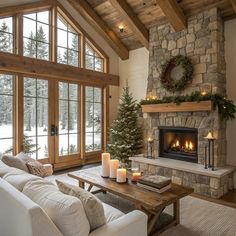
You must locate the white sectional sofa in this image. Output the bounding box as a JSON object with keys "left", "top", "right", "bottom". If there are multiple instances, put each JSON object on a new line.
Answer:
{"left": 0, "top": 160, "right": 147, "bottom": 236}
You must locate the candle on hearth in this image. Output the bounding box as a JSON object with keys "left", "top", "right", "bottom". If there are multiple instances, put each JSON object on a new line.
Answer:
{"left": 131, "top": 172, "right": 141, "bottom": 182}
{"left": 101, "top": 153, "right": 110, "bottom": 177}
{"left": 109, "top": 159, "right": 119, "bottom": 178}
{"left": 116, "top": 168, "right": 127, "bottom": 183}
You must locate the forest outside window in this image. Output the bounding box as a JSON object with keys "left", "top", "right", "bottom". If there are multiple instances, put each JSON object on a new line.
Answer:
{"left": 85, "top": 86, "right": 102, "bottom": 152}
{"left": 0, "top": 74, "right": 14, "bottom": 155}
{"left": 23, "top": 11, "right": 50, "bottom": 61}
{"left": 0, "top": 17, "right": 13, "bottom": 53}
{"left": 57, "top": 14, "right": 80, "bottom": 67}
{"left": 85, "top": 42, "right": 104, "bottom": 72}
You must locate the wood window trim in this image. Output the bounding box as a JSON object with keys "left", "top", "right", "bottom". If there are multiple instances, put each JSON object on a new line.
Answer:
{"left": 0, "top": 0, "right": 110, "bottom": 74}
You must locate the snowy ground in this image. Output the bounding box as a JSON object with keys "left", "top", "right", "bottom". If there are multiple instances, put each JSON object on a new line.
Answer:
{"left": 0, "top": 124, "right": 101, "bottom": 159}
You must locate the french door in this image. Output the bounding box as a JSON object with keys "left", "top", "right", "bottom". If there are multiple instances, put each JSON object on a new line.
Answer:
{"left": 54, "top": 81, "right": 81, "bottom": 166}
{"left": 0, "top": 73, "right": 105, "bottom": 168}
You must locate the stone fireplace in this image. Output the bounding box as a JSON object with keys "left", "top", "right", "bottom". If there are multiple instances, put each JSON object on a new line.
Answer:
{"left": 130, "top": 7, "right": 235, "bottom": 198}
{"left": 159, "top": 127, "right": 198, "bottom": 163}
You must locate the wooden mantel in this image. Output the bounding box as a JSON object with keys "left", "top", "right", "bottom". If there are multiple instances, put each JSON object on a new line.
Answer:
{"left": 142, "top": 101, "right": 214, "bottom": 113}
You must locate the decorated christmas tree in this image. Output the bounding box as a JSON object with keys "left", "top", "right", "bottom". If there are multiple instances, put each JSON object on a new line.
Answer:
{"left": 107, "top": 86, "right": 143, "bottom": 165}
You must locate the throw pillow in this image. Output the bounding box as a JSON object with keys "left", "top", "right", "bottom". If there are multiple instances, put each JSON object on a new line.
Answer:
{"left": 1, "top": 154, "right": 29, "bottom": 173}
{"left": 56, "top": 180, "right": 106, "bottom": 231}
{"left": 26, "top": 161, "right": 46, "bottom": 177}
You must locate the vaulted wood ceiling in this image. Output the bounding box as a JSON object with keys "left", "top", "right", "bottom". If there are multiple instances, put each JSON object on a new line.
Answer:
{"left": 67, "top": 0, "right": 236, "bottom": 59}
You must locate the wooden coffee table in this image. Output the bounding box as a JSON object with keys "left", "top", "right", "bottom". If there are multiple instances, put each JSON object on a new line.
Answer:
{"left": 68, "top": 166, "right": 193, "bottom": 236}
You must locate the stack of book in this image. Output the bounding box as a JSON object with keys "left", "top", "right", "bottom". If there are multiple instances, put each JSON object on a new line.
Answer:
{"left": 137, "top": 175, "right": 171, "bottom": 193}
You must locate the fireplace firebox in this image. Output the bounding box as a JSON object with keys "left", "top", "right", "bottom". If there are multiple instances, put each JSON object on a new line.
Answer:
{"left": 159, "top": 127, "right": 198, "bottom": 163}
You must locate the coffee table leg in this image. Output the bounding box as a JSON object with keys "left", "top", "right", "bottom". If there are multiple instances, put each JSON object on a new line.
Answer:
{"left": 147, "top": 207, "right": 165, "bottom": 235}
{"left": 173, "top": 200, "right": 180, "bottom": 225}
{"left": 79, "top": 180, "right": 85, "bottom": 189}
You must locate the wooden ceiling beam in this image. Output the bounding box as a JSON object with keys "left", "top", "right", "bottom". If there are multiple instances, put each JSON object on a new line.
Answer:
{"left": 157, "top": 0, "right": 186, "bottom": 32}
{"left": 0, "top": 52, "right": 119, "bottom": 86}
{"left": 230, "top": 0, "right": 236, "bottom": 13}
{"left": 66, "top": 0, "right": 129, "bottom": 60}
{"left": 109, "top": 0, "right": 149, "bottom": 49}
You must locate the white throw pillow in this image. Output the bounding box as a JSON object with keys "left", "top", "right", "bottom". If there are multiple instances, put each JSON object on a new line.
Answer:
{"left": 56, "top": 180, "right": 106, "bottom": 231}
{"left": 1, "top": 154, "right": 29, "bottom": 172}
{"left": 23, "top": 179, "right": 90, "bottom": 236}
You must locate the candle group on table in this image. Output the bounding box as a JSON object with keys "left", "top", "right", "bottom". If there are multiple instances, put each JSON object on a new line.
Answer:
{"left": 101, "top": 153, "right": 128, "bottom": 183}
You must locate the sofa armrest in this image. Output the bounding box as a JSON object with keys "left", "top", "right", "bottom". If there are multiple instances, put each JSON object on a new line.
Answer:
{"left": 89, "top": 210, "right": 147, "bottom": 236}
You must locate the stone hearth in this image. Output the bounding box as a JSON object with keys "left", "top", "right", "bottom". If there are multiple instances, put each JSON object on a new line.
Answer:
{"left": 130, "top": 156, "right": 235, "bottom": 199}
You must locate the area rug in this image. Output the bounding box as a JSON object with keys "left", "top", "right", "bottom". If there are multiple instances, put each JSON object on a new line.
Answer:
{"left": 47, "top": 172, "right": 236, "bottom": 236}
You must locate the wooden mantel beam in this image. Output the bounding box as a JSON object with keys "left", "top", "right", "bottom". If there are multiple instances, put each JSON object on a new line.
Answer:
{"left": 0, "top": 52, "right": 119, "bottom": 86}
{"left": 109, "top": 0, "right": 149, "bottom": 49}
{"left": 67, "top": 0, "right": 129, "bottom": 60}
{"left": 157, "top": 0, "right": 186, "bottom": 32}
{"left": 230, "top": 0, "right": 236, "bottom": 13}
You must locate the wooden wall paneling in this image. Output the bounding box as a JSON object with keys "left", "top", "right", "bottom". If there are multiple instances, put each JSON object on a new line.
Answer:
{"left": 230, "top": 0, "right": 236, "bottom": 12}
{"left": 157, "top": 0, "right": 186, "bottom": 31}
{"left": 0, "top": 52, "right": 119, "bottom": 86}
{"left": 109, "top": 0, "right": 149, "bottom": 49}
{"left": 66, "top": 0, "right": 129, "bottom": 60}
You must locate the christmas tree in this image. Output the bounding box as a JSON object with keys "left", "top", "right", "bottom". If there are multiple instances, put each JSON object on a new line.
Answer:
{"left": 107, "top": 86, "right": 143, "bottom": 165}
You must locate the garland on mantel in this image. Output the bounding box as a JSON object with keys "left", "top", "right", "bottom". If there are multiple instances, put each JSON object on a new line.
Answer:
{"left": 140, "top": 91, "right": 236, "bottom": 121}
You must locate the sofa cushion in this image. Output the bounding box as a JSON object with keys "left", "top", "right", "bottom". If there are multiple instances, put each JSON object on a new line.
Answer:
{"left": 3, "top": 172, "right": 41, "bottom": 191}
{"left": 102, "top": 203, "right": 124, "bottom": 223}
{"left": 2, "top": 154, "right": 29, "bottom": 172}
{"left": 16, "top": 152, "right": 35, "bottom": 162}
{"left": 23, "top": 179, "right": 90, "bottom": 236}
{"left": 0, "top": 160, "right": 26, "bottom": 178}
{"left": 56, "top": 180, "right": 106, "bottom": 231}
{"left": 0, "top": 178, "right": 63, "bottom": 236}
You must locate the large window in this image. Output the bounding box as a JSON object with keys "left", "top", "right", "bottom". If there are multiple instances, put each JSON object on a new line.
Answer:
{"left": 58, "top": 82, "right": 80, "bottom": 156}
{"left": 85, "top": 42, "right": 104, "bottom": 72}
{"left": 0, "top": 17, "right": 13, "bottom": 53}
{"left": 57, "top": 14, "right": 80, "bottom": 67}
{"left": 23, "top": 11, "right": 50, "bottom": 60}
{"left": 24, "top": 77, "right": 49, "bottom": 160}
{"left": 85, "top": 87, "right": 102, "bottom": 152}
{"left": 0, "top": 74, "right": 14, "bottom": 155}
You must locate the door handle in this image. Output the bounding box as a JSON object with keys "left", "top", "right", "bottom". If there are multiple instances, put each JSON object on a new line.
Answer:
{"left": 51, "top": 125, "right": 58, "bottom": 136}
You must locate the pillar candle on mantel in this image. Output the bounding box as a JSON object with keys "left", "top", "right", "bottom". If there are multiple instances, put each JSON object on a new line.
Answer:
{"left": 116, "top": 168, "right": 127, "bottom": 183}
{"left": 101, "top": 153, "right": 110, "bottom": 177}
{"left": 109, "top": 159, "right": 119, "bottom": 178}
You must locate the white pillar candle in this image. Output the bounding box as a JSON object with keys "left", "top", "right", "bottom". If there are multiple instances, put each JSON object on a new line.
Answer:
{"left": 101, "top": 153, "right": 110, "bottom": 177}
{"left": 109, "top": 159, "right": 119, "bottom": 178}
{"left": 116, "top": 168, "right": 127, "bottom": 183}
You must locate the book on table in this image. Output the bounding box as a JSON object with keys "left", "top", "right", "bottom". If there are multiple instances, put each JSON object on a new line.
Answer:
{"left": 137, "top": 182, "right": 171, "bottom": 193}
{"left": 137, "top": 175, "right": 171, "bottom": 193}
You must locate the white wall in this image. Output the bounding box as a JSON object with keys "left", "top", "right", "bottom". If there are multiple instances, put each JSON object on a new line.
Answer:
{"left": 119, "top": 47, "right": 149, "bottom": 101}
{"left": 225, "top": 19, "right": 236, "bottom": 167}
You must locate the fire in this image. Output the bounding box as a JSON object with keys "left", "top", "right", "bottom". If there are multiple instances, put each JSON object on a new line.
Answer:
{"left": 185, "top": 140, "right": 193, "bottom": 150}
{"left": 176, "top": 140, "right": 180, "bottom": 147}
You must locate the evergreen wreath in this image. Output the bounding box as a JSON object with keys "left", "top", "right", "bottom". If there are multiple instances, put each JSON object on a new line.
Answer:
{"left": 160, "top": 55, "right": 193, "bottom": 92}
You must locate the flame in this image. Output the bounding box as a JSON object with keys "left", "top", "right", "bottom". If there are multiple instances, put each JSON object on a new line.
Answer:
{"left": 185, "top": 141, "right": 189, "bottom": 149}
{"left": 176, "top": 140, "right": 180, "bottom": 147}
{"left": 189, "top": 141, "right": 193, "bottom": 150}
